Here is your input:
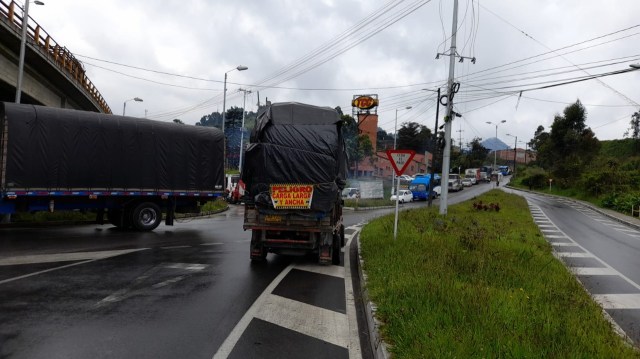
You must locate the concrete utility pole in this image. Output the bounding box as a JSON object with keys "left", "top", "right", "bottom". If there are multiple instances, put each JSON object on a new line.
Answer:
{"left": 439, "top": 0, "right": 459, "bottom": 216}
{"left": 238, "top": 88, "right": 251, "bottom": 171}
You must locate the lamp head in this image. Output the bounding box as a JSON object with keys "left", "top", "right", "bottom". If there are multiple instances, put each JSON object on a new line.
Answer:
{"left": 237, "top": 65, "right": 248, "bottom": 71}
{"left": 134, "top": 97, "right": 143, "bottom": 102}
{"left": 34, "top": 1, "right": 45, "bottom": 5}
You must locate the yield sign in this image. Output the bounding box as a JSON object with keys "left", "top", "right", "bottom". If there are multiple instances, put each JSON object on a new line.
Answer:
{"left": 386, "top": 149, "right": 416, "bottom": 176}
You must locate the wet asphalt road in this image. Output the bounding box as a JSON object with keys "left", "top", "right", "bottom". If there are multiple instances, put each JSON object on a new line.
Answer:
{"left": 5, "top": 185, "right": 640, "bottom": 358}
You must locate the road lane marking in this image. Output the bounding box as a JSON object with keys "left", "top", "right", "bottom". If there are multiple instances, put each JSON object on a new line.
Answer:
{"left": 556, "top": 252, "right": 594, "bottom": 258}
{"left": 551, "top": 243, "right": 577, "bottom": 247}
{"left": 593, "top": 294, "right": 640, "bottom": 309}
{"left": 573, "top": 267, "right": 618, "bottom": 276}
{"left": 214, "top": 264, "right": 295, "bottom": 358}
{"left": 295, "top": 263, "right": 344, "bottom": 278}
{"left": 160, "top": 245, "right": 192, "bottom": 250}
{"left": 255, "top": 293, "right": 349, "bottom": 348}
{"left": 0, "top": 248, "right": 149, "bottom": 286}
{"left": 0, "top": 248, "right": 146, "bottom": 266}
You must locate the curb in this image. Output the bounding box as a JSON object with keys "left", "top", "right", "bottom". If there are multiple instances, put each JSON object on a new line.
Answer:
{"left": 356, "top": 233, "right": 391, "bottom": 359}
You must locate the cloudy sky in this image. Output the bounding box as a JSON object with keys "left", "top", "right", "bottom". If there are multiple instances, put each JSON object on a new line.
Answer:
{"left": 26, "top": 0, "right": 640, "bottom": 146}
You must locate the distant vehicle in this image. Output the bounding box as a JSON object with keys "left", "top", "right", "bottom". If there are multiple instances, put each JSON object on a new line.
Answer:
{"left": 432, "top": 185, "right": 442, "bottom": 197}
{"left": 409, "top": 174, "right": 440, "bottom": 201}
{"left": 448, "top": 174, "right": 463, "bottom": 192}
{"left": 491, "top": 172, "right": 504, "bottom": 183}
{"left": 464, "top": 175, "right": 477, "bottom": 185}
{"left": 465, "top": 168, "right": 481, "bottom": 183}
{"left": 479, "top": 172, "right": 489, "bottom": 183}
{"left": 390, "top": 190, "right": 413, "bottom": 203}
{"left": 499, "top": 165, "right": 511, "bottom": 175}
{"left": 342, "top": 187, "right": 360, "bottom": 199}
{"left": 462, "top": 178, "right": 473, "bottom": 187}
{"left": 398, "top": 174, "right": 414, "bottom": 182}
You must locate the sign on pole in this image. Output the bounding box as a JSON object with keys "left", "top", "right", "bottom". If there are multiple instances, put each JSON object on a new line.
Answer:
{"left": 386, "top": 149, "right": 416, "bottom": 241}
{"left": 386, "top": 149, "right": 416, "bottom": 176}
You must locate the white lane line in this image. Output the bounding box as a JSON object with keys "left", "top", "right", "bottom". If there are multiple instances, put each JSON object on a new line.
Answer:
{"left": 0, "top": 248, "right": 146, "bottom": 266}
{"left": 541, "top": 229, "right": 562, "bottom": 233}
{"left": 546, "top": 235, "right": 569, "bottom": 239}
{"left": 344, "top": 226, "right": 363, "bottom": 359}
{"left": 537, "top": 224, "right": 556, "bottom": 228}
{"left": 593, "top": 294, "right": 640, "bottom": 309}
{"left": 213, "top": 264, "right": 295, "bottom": 359}
{"left": 254, "top": 294, "right": 349, "bottom": 348}
{"left": 551, "top": 243, "right": 578, "bottom": 247}
{"left": 573, "top": 267, "right": 618, "bottom": 276}
{"left": 556, "top": 253, "right": 594, "bottom": 258}
{"left": 200, "top": 242, "right": 224, "bottom": 246}
{"left": 0, "top": 248, "right": 149, "bottom": 286}
{"left": 295, "top": 263, "right": 344, "bottom": 279}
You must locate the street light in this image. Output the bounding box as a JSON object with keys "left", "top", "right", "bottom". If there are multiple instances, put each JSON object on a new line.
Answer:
{"left": 238, "top": 88, "right": 251, "bottom": 171}
{"left": 222, "top": 65, "right": 248, "bottom": 169}
{"left": 630, "top": 64, "right": 640, "bottom": 69}
{"left": 486, "top": 120, "right": 506, "bottom": 172}
{"left": 123, "top": 97, "right": 143, "bottom": 116}
{"left": 391, "top": 106, "right": 412, "bottom": 194}
{"left": 506, "top": 133, "right": 518, "bottom": 177}
{"left": 15, "top": 0, "right": 45, "bottom": 103}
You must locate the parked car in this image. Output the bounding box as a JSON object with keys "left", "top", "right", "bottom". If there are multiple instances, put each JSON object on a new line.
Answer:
{"left": 465, "top": 175, "right": 477, "bottom": 185}
{"left": 432, "top": 185, "right": 442, "bottom": 197}
{"left": 462, "top": 178, "right": 473, "bottom": 187}
{"left": 390, "top": 189, "right": 413, "bottom": 203}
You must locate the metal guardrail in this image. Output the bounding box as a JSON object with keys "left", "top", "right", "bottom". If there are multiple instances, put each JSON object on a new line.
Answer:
{"left": 0, "top": 0, "right": 112, "bottom": 114}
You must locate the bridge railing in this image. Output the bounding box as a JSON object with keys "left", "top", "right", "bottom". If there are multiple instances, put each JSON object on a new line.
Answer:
{"left": 1, "top": 0, "right": 112, "bottom": 114}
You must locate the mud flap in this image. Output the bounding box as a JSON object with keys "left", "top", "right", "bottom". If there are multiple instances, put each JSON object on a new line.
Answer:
{"left": 250, "top": 230, "right": 267, "bottom": 261}
{"left": 318, "top": 232, "right": 333, "bottom": 265}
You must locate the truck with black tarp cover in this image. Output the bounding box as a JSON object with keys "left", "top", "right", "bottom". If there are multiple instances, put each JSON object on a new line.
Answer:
{"left": 0, "top": 102, "right": 225, "bottom": 231}
{"left": 241, "top": 102, "right": 347, "bottom": 264}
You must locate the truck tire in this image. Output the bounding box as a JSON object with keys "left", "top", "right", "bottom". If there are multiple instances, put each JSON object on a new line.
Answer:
{"left": 131, "top": 202, "right": 162, "bottom": 231}
{"left": 332, "top": 232, "right": 341, "bottom": 265}
{"left": 250, "top": 230, "right": 267, "bottom": 261}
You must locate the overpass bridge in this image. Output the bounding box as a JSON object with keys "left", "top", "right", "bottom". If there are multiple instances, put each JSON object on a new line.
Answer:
{"left": 0, "top": 0, "right": 111, "bottom": 113}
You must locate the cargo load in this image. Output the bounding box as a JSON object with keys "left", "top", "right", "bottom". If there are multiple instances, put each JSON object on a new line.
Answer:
{"left": 241, "top": 102, "right": 347, "bottom": 264}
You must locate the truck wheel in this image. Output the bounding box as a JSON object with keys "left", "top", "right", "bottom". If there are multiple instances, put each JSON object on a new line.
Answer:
{"left": 332, "top": 233, "right": 341, "bottom": 265}
{"left": 250, "top": 230, "right": 267, "bottom": 261}
{"left": 131, "top": 202, "right": 162, "bottom": 231}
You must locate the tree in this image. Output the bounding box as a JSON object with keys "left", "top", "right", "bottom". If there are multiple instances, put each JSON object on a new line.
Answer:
{"left": 173, "top": 119, "right": 184, "bottom": 125}
{"left": 396, "top": 122, "right": 432, "bottom": 153}
{"left": 377, "top": 128, "right": 393, "bottom": 151}
{"left": 196, "top": 112, "right": 222, "bottom": 128}
{"left": 455, "top": 137, "right": 489, "bottom": 169}
{"left": 624, "top": 111, "right": 640, "bottom": 154}
{"left": 533, "top": 100, "right": 600, "bottom": 187}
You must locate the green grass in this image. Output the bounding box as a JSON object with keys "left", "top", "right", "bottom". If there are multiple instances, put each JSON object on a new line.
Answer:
{"left": 360, "top": 190, "right": 639, "bottom": 358}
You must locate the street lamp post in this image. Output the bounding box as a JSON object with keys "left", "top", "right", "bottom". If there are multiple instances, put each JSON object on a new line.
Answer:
{"left": 222, "top": 65, "right": 248, "bottom": 169}
{"left": 123, "top": 97, "right": 143, "bottom": 116}
{"left": 15, "top": 0, "right": 44, "bottom": 103}
{"left": 506, "top": 133, "right": 517, "bottom": 177}
{"left": 486, "top": 120, "right": 506, "bottom": 172}
{"left": 391, "top": 106, "right": 412, "bottom": 194}
{"left": 238, "top": 88, "right": 251, "bottom": 171}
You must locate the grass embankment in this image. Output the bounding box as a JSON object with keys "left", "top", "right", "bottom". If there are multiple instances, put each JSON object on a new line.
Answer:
{"left": 360, "top": 190, "right": 639, "bottom": 358}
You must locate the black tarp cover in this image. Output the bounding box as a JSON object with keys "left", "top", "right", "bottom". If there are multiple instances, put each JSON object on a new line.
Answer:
{"left": 241, "top": 102, "right": 347, "bottom": 212}
{"left": 0, "top": 102, "right": 224, "bottom": 191}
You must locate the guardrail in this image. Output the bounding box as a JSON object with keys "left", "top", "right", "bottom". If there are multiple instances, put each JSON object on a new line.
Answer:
{"left": 0, "top": 0, "right": 112, "bottom": 114}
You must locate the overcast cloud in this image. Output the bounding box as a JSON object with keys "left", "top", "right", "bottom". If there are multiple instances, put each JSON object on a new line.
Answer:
{"left": 27, "top": 0, "right": 640, "bottom": 145}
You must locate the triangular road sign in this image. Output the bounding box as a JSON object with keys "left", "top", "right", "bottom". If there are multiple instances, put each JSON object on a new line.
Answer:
{"left": 386, "top": 149, "right": 416, "bottom": 176}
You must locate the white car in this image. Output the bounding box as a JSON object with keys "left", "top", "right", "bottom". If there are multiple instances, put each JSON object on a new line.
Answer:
{"left": 462, "top": 178, "right": 473, "bottom": 187}
{"left": 398, "top": 175, "right": 414, "bottom": 182}
{"left": 390, "top": 189, "right": 413, "bottom": 203}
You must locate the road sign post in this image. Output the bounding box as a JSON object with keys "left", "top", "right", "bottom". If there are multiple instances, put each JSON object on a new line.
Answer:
{"left": 386, "top": 150, "right": 416, "bottom": 240}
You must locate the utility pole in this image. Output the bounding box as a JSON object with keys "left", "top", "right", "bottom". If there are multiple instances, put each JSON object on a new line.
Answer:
{"left": 439, "top": 0, "right": 459, "bottom": 216}
{"left": 456, "top": 128, "right": 464, "bottom": 152}
{"left": 238, "top": 88, "right": 251, "bottom": 171}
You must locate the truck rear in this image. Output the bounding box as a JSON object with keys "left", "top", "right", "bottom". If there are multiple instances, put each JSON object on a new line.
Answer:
{"left": 241, "top": 102, "right": 347, "bottom": 264}
{"left": 0, "top": 102, "right": 225, "bottom": 230}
